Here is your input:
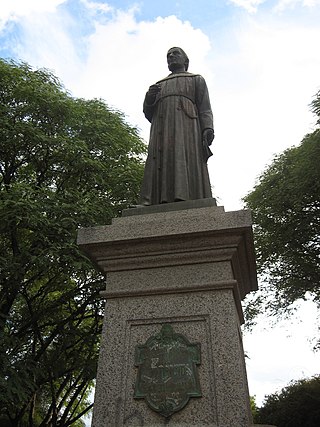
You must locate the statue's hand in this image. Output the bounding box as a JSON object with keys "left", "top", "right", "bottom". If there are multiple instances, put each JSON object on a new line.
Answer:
{"left": 145, "top": 84, "right": 161, "bottom": 104}
{"left": 202, "top": 128, "right": 214, "bottom": 161}
{"left": 202, "top": 128, "right": 214, "bottom": 146}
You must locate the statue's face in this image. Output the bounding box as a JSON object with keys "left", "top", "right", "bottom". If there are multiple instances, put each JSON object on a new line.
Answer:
{"left": 167, "top": 48, "right": 186, "bottom": 71}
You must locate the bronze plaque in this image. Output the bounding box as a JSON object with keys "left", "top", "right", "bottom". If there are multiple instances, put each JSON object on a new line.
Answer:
{"left": 134, "top": 324, "right": 201, "bottom": 418}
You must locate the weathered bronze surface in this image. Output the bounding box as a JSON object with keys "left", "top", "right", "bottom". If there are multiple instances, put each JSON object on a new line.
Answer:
{"left": 134, "top": 324, "right": 201, "bottom": 418}
{"left": 140, "top": 47, "right": 214, "bottom": 206}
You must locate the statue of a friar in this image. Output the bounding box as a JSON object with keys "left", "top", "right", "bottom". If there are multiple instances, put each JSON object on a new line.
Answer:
{"left": 140, "top": 47, "right": 214, "bottom": 206}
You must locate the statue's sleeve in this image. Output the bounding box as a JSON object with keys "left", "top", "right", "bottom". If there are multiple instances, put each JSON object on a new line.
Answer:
{"left": 143, "top": 92, "right": 158, "bottom": 123}
{"left": 195, "top": 75, "right": 214, "bottom": 132}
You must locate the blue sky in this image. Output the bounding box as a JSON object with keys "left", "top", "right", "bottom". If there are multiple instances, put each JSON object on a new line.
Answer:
{"left": 1, "top": 0, "right": 319, "bottom": 407}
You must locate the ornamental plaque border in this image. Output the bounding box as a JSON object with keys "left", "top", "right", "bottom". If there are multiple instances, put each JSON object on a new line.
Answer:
{"left": 134, "top": 324, "right": 202, "bottom": 418}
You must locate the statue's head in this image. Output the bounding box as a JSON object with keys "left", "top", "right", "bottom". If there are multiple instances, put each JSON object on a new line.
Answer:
{"left": 167, "top": 47, "right": 189, "bottom": 72}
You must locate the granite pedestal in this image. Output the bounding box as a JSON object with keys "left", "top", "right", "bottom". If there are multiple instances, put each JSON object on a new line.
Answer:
{"left": 77, "top": 201, "right": 258, "bottom": 426}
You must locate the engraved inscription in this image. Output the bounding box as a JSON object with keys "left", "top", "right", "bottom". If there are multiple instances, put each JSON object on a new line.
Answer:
{"left": 134, "top": 324, "right": 201, "bottom": 418}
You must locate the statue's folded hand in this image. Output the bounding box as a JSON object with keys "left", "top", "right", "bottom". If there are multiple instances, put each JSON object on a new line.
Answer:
{"left": 202, "top": 128, "right": 214, "bottom": 146}
{"left": 145, "top": 84, "right": 161, "bottom": 104}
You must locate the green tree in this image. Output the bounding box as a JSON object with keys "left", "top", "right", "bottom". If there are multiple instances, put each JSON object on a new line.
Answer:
{"left": 243, "top": 90, "right": 320, "bottom": 334}
{"left": 0, "top": 59, "right": 146, "bottom": 426}
{"left": 250, "top": 395, "right": 259, "bottom": 423}
{"left": 256, "top": 376, "right": 320, "bottom": 426}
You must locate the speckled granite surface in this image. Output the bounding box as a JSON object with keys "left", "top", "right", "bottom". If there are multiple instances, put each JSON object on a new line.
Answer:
{"left": 77, "top": 204, "right": 258, "bottom": 426}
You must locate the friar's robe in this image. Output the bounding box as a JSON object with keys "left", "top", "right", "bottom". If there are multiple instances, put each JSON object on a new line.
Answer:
{"left": 140, "top": 72, "right": 214, "bottom": 205}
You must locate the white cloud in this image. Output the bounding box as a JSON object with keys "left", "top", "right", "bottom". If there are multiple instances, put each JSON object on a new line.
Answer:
{"left": 228, "top": 0, "right": 267, "bottom": 14}
{"left": 79, "top": 0, "right": 112, "bottom": 13}
{"left": 244, "top": 300, "right": 319, "bottom": 405}
{"left": 209, "top": 16, "right": 320, "bottom": 209}
{"left": 12, "top": 8, "right": 82, "bottom": 85}
{"left": 229, "top": 0, "right": 320, "bottom": 13}
{"left": 1, "top": 3, "right": 212, "bottom": 139}
{"left": 0, "top": 0, "right": 66, "bottom": 31}
{"left": 275, "top": 0, "right": 320, "bottom": 12}
{"left": 75, "top": 11, "right": 212, "bottom": 138}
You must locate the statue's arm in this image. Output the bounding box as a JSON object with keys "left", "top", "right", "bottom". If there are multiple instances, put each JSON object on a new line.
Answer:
{"left": 143, "top": 84, "right": 161, "bottom": 123}
{"left": 195, "top": 76, "right": 214, "bottom": 144}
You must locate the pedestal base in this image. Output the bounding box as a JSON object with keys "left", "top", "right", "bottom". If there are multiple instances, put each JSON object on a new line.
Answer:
{"left": 77, "top": 203, "right": 258, "bottom": 426}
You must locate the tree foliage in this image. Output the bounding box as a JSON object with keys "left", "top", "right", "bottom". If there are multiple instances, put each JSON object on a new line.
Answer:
{"left": 256, "top": 376, "right": 320, "bottom": 426}
{"left": 250, "top": 395, "right": 259, "bottom": 423}
{"left": 243, "top": 91, "right": 320, "bottom": 330}
{"left": 0, "top": 59, "right": 146, "bottom": 426}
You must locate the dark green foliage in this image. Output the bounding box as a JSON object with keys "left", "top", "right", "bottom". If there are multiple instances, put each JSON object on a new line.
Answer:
{"left": 0, "top": 59, "right": 146, "bottom": 426}
{"left": 256, "top": 376, "right": 320, "bottom": 426}
{"left": 243, "top": 91, "right": 320, "bottom": 332}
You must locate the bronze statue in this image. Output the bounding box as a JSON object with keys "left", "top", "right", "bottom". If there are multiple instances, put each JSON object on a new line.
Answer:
{"left": 140, "top": 47, "right": 214, "bottom": 206}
